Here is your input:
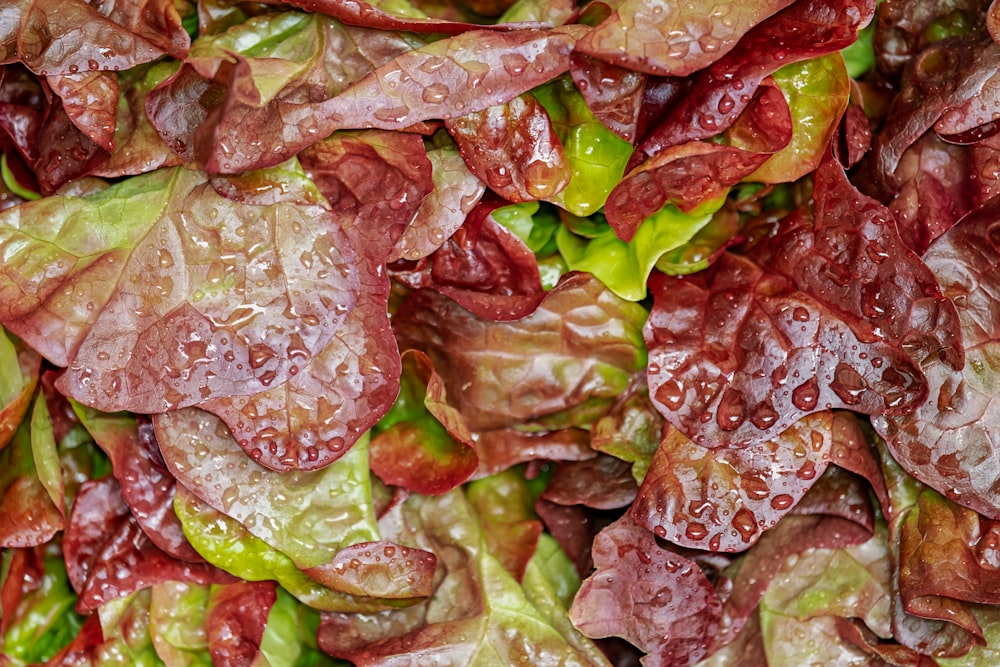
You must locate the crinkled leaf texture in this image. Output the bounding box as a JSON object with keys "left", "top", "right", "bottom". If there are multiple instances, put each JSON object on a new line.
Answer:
{"left": 574, "top": 0, "right": 796, "bottom": 76}
{"left": 393, "top": 272, "right": 648, "bottom": 433}
{"left": 633, "top": 412, "right": 861, "bottom": 553}
{"left": 569, "top": 514, "right": 721, "bottom": 667}
{"left": 874, "top": 196, "right": 1000, "bottom": 517}
{"left": 0, "top": 0, "right": 189, "bottom": 75}
{"left": 645, "top": 254, "right": 925, "bottom": 450}
{"left": 319, "top": 488, "right": 609, "bottom": 666}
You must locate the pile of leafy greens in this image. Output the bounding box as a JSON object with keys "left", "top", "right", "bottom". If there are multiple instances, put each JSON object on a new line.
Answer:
{"left": 3, "top": 0, "right": 1000, "bottom": 663}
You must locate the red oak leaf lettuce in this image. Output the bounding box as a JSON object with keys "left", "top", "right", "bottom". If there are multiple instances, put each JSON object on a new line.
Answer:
{"left": 644, "top": 254, "right": 925, "bottom": 449}
{"left": 874, "top": 196, "right": 1000, "bottom": 517}
{"left": 393, "top": 272, "right": 647, "bottom": 433}
{"left": 573, "top": 0, "right": 796, "bottom": 77}
{"left": 569, "top": 514, "right": 722, "bottom": 667}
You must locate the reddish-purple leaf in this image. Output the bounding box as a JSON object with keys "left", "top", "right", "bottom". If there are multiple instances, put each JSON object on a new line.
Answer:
{"left": 370, "top": 350, "right": 478, "bottom": 495}
{"left": 861, "top": 36, "right": 1000, "bottom": 199}
{"left": 764, "top": 155, "right": 964, "bottom": 370}
{"left": 199, "top": 131, "right": 431, "bottom": 470}
{"left": 541, "top": 454, "right": 638, "bottom": 511}
{"left": 389, "top": 206, "right": 546, "bottom": 321}
{"left": 569, "top": 54, "right": 645, "bottom": 143}
{"left": 65, "top": 477, "right": 235, "bottom": 612}
{"left": 394, "top": 272, "right": 647, "bottom": 433}
{"left": 263, "top": 0, "right": 546, "bottom": 34}
{"left": 476, "top": 428, "right": 596, "bottom": 477}
{"left": 0, "top": 420, "right": 65, "bottom": 548}
{"left": 569, "top": 514, "right": 722, "bottom": 667}
{"left": 446, "top": 93, "right": 571, "bottom": 202}
{"left": 633, "top": 412, "right": 839, "bottom": 553}
{"left": 305, "top": 541, "right": 437, "bottom": 599}
{"left": 206, "top": 581, "right": 277, "bottom": 667}
{"left": 467, "top": 471, "right": 543, "bottom": 581}
{"left": 317, "top": 24, "right": 585, "bottom": 129}
{"left": 573, "top": 0, "right": 796, "bottom": 77}
{"left": 534, "top": 499, "right": 595, "bottom": 577}
{"left": 146, "top": 15, "right": 419, "bottom": 173}
{"left": 874, "top": 197, "right": 1000, "bottom": 518}
{"left": 46, "top": 72, "right": 118, "bottom": 152}
{"left": 645, "top": 254, "right": 926, "bottom": 450}
{"left": 605, "top": 141, "right": 775, "bottom": 242}
{"left": 74, "top": 406, "right": 202, "bottom": 561}
{"left": 0, "top": 329, "right": 41, "bottom": 453}
{"left": 711, "top": 511, "right": 875, "bottom": 654}
{"left": 388, "top": 143, "right": 486, "bottom": 263}
{"left": 889, "top": 133, "right": 974, "bottom": 255}
{"left": 636, "top": 0, "right": 873, "bottom": 158}
{"left": 0, "top": 0, "right": 188, "bottom": 75}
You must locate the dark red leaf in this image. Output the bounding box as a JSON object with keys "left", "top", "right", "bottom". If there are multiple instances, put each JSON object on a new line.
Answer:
{"left": 389, "top": 206, "right": 546, "bottom": 321}
{"left": 569, "top": 54, "right": 645, "bottom": 143}
{"left": 573, "top": 0, "right": 796, "bottom": 77}
{"left": 305, "top": 542, "right": 437, "bottom": 599}
{"left": 541, "top": 454, "right": 638, "bottom": 511}
{"left": 370, "top": 350, "right": 478, "bottom": 495}
{"left": 476, "top": 428, "right": 596, "bottom": 477}
{"left": 874, "top": 196, "right": 1000, "bottom": 517}
{"left": 635, "top": 0, "right": 873, "bottom": 158}
{"left": 633, "top": 412, "right": 838, "bottom": 553}
{"left": 645, "top": 254, "right": 926, "bottom": 450}
{"left": 763, "top": 155, "right": 964, "bottom": 370}
{"left": 446, "top": 93, "right": 571, "bottom": 202}
{"left": 75, "top": 406, "right": 202, "bottom": 561}
{"left": 569, "top": 514, "right": 722, "bottom": 667}
{"left": 206, "top": 581, "right": 277, "bottom": 667}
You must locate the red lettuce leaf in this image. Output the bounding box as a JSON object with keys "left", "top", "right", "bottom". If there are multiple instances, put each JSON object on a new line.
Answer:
{"left": 861, "top": 35, "right": 1000, "bottom": 199}
{"left": 370, "top": 349, "right": 478, "bottom": 495}
{"left": 93, "top": 63, "right": 183, "bottom": 178}
{"left": 605, "top": 141, "right": 776, "bottom": 242}
{"left": 711, "top": 506, "right": 876, "bottom": 655}
{"left": 72, "top": 405, "right": 201, "bottom": 562}
{"left": 206, "top": 581, "right": 277, "bottom": 667}
{"left": 0, "top": 167, "right": 358, "bottom": 409}
{"left": 573, "top": 0, "right": 796, "bottom": 77}
{"left": 644, "top": 253, "right": 926, "bottom": 450}
{"left": 46, "top": 72, "right": 118, "bottom": 152}
{"left": 635, "top": 0, "right": 873, "bottom": 158}
{"left": 889, "top": 133, "right": 975, "bottom": 254}
{"left": 304, "top": 541, "right": 437, "bottom": 600}
{"left": 145, "top": 12, "right": 420, "bottom": 172}
{"left": 64, "top": 476, "right": 235, "bottom": 612}
{"left": 445, "top": 93, "right": 571, "bottom": 202}
{"left": 388, "top": 205, "right": 547, "bottom": 320}
{"left": 262, "top": 0, "right": 548, "bottom": 33}
{"left": 632, "top": 412, "right": 840, "bottom": 553}
{"left": 467, "top": 470, "right": 544, "bottom": 581}
{"left": 476, "top": 427, "right": 597, "bottom": 477}
{"left": 541, "top": 454, "right": 639, "bottom": 511}
{"left": 569, "top": 514, "right": 722, "bottom": 667}
{"left": 393, "top": 272, "right": 648, "bottom": 433}
{"left": 569, "top": 54, "right": 645, "bottom": 143}
{"left": 761, "top": 155, "right": 963, "bottom": 371}
{"left": 874, "top": 196, "right": 1000, "bottom": 518}
{"left": 388, "top": 141, "right": 486, "bottom": 262}
{"left": 0, "top": 420, "right": 65, "bottom": 548}
{"left": 0, "top": 327, "right": 41, "bottom": 452}
{"left": 0, "top": 0, "right": 188, "bottom": 75}
{"left": 0, "top": 66, "right": 110, "bottom": 194}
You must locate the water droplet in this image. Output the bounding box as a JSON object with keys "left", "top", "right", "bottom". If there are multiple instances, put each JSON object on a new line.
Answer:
{"left": 248, "top": 344, "right": 276, "bottom": 369}
{"left": 750, "top": 400, "right": 779, "bottom": 429}
{"left": 717, "top": 94, "right": 735, "bottom": 114}
{"left": 732, "top": 508, "right": 758, "bottom": 543}
{"left": 792, "top": 307, "right": 810, "bottom": 322}
{"left": 657, "top": 378, "right": 684, "bottom": 410}
{"left": 421, "top": 82, "right": 450, "bottom": 104}
{"left": 741, "top": 472, "right": 770, "bottom": 500}
{"left": 685, "top": 523, "right": 709, "bottom": 541}
{"left": 791, "top": 378, "right": 820, "bottom": 411}
{"left": 87, "top": 59, "right": 100, "bottom": 71}
{"left": 770, "top": 494, "right": 795, "bottom": 510}
{"left": 796, "top": 460, "right": 817, "bottom": 480}
{"left": 716, "top": 388, "right": 745, "bottom": 431}
{"left": 830, "top": 362, "right": 866, "bottom": 405}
